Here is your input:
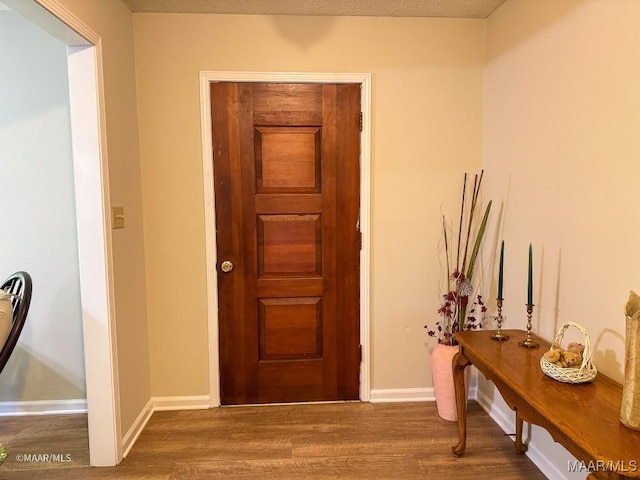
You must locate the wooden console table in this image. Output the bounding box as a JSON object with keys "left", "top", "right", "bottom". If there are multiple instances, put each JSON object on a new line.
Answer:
{"left": 452, "top": 329, "right": 640, "bottom": 480}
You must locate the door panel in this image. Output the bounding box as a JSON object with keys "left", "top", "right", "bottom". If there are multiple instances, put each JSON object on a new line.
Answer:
{"left": 212, "top": 82, "right": 360, "bottom": 404}
{"left": 255, "top": 126, "right": 321, "bottom": 191}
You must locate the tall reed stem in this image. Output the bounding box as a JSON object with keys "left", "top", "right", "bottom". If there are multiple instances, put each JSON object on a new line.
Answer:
{"left": 455, "top": 173, "right": 467, "bottom": 273}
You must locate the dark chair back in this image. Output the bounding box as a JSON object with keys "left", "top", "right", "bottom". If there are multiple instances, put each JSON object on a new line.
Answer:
{"left": 0, "top": 271, "right": 32, "bottom": 374}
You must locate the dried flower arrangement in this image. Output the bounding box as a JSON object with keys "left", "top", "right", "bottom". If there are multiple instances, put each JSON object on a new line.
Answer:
{"left": 425, "top": 171, "right": 492, "bottom": 345}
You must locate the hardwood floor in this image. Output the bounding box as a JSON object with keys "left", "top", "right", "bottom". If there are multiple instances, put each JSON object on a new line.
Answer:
{"left": 0, "top": 401, "right": 546, "bottom": 479}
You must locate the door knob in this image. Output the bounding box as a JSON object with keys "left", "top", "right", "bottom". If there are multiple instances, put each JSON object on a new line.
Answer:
{"left": 220, "top": 260, "right": 234, "bottom": 273}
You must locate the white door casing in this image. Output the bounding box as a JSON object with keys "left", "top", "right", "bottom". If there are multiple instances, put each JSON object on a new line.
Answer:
{"left": 199, "top": 71, "right": 372, "bottom": 406}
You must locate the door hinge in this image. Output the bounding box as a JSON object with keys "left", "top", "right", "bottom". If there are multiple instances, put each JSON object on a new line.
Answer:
{"left": 359, "top": 345, "right": 363, "bottom": 363}
{"left": 358, "top": 230, "right": 363, "bottom": 250}
{"left": 359, "top": 112, "right": 363, "bottom": 132}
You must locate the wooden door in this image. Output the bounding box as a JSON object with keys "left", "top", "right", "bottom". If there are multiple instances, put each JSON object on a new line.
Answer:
{"left": 211, "top": 82, "right": 361, "bottom": 405}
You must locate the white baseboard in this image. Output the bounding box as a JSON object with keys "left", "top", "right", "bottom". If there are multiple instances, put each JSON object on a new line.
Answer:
{"left": 476, "top": 387, "right": 566, "bottom": 480}
{"left": 152, "top": 395, "right": 211, "bottom": 411}
{"left": 0, "top": 399, "right": 87, "bottom": 416}
{"left": 122, "top": 398, "right": 153, "bottom": 458}
{"left": 369, "top": 384, "right": 478, "bottom": 404}
{"left": 369, "top": 387, "right": 434, "bottom": 403}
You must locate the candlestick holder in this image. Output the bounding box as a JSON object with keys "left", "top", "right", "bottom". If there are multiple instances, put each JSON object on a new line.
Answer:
{"left": 491, "top": 298, "right": 509, "bottom": 341}
{"left": 518, "top": 304, "right": 539, "bottom": 348}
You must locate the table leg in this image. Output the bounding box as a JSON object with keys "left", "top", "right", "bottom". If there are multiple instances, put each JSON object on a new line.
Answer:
{"left": 515, "top": 410, "right": 527, "bottom": 454}
{"left": 452, "top": 349, "right": 471, "bottom": 457}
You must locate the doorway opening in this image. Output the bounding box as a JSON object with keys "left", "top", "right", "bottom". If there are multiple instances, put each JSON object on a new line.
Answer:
{"left": 3, "top": 0, "right": 121, "bottom": 465}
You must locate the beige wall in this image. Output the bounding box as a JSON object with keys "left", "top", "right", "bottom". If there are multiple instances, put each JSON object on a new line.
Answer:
{"left": 131, "top": 14, "right": 485, "bottom": 395}
{"left": 482, "top": 0, "right": 640, "bottom": 473}
{"left": 484, "top": 0, "right": 639, "bottom": 381}
{"left": 49, "top": 0, "right": 151, "bottom": 434}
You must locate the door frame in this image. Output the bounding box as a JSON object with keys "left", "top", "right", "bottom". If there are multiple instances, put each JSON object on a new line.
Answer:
{"left": 6, "top": 0, "right": 122, "bottom": 465}
{"left": 199, "top": 72, "right": 371, "bottom": 406}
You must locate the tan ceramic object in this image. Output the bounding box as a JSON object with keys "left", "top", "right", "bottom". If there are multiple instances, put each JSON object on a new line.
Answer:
{"left": 621, "top": 290, "right": 640, "bottom": 429}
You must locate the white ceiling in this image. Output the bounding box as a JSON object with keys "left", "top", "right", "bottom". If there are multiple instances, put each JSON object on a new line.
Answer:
{"left": 121, "top": 0, "right": 508, "bottom": 18}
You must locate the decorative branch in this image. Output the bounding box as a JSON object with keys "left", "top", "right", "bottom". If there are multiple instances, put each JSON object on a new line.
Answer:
{"left": 442, "top": 215, "right": 451, "bottom": 293}
{"left": 455, "top": 173, "right": 467, "bottom": 273}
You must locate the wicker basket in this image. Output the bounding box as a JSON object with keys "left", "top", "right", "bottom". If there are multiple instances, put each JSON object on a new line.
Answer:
{"left": 540, "top": 321, "right": 597, "bottom": 384}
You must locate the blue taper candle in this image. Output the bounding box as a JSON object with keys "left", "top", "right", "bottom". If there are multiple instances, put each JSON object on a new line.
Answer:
{"left": 497, "top": 241, "right": 504, "bottom": 301}
{"left": 527, "top": 244, "right": 533, "bottom": 305}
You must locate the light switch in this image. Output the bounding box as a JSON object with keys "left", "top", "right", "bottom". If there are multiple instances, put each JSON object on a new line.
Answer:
{"left": 112, "top": 206, "right": 125, "bottom": 229}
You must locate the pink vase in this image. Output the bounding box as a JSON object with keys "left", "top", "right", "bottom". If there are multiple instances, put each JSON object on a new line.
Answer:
{"left": 432, "top": 342, "right": 470, "bottom": 421}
